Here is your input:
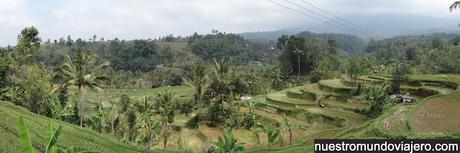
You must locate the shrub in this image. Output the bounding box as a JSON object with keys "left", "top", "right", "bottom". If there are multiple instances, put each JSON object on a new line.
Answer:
{"left": 185, "top": 114, "right": 201, "bottom": 129}
{"left": 0, "top": 86, "right": 26, "bottom": 106}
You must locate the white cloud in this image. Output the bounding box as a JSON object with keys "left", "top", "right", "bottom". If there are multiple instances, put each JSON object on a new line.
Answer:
{"left": 0, "top": 0, "right": 35, "bottom": 45}
{"left": 1, "top": 0, "right": 460, "bottom": 45}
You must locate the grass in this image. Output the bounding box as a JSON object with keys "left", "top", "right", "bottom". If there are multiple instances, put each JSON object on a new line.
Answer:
{"left": 318, "top": 79, "right": 354, "bottom": 94}
{"left": 318, "top": 79, "right": 352, "bottom": 89}
{"left": 302, "top": 83, "right": 340, "bottom": 98}
{"left": 266, "top": 91, "right": 316, "bottom": 106}
{"left": 297, "top": 106, "right": 368, "bottom": 126}
{"left": 0, "top": 101, "right": 170, "bottom": 153}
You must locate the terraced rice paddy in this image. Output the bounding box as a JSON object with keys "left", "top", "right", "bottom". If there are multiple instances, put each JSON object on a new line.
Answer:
{"left": 266, "top": 91, "right": 316, "bottom": 107}
{"left": 296, "top": 106, "right": 367, "bottom": 126}
{"left": 256, "top": 79, "right": 369, "bottom": 130}
{"left": 412, "top": 93, "right": 460, "bottom": 132}
{"left": 302, "top": 83, "right": 339, "bottom": 98}
{"left": 381, "top": 105, "right": 413, "bottom": 133}
{"left": 3, "top": 74, "right": 459, "bottom": 152}
{"left": 410, "top": 75, "right": 460, "bottom": 133}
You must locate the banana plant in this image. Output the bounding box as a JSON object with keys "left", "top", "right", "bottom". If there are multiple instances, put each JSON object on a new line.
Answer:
{"left": 215, "top": 128, "right": 244, "bottom": 153}
{"left": 17, "top": 116, "right": 97, "bottom": 153}
{"left": 282, "top": 116, "right": 294, "bottom": 145}
{"left": 266, "top": 127, "right": 280, "bottom": 146}
{"left": 18, "top": 117, "right": 34, "bottom": 153}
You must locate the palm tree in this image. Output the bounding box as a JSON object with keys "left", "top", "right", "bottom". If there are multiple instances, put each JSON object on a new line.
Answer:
{"left": 155, "top": 90, "right": 176, "bottom": 124}
{"left": 183, "top": 61, "right": 210, "bottom": 107}
{"left": 154, "top": 90, "right": 176, "bottom": 148}
{"left": 293, "top": 48, "right": 304, "bottom": 76}
{"left": 208, "top": 59, "right": 235, "bottom": 126}
{"left": 451, "top": 1, "right": 460, "bottom": 11}
{"left": 54, "top": 48, "right": 110, "bottom": 126}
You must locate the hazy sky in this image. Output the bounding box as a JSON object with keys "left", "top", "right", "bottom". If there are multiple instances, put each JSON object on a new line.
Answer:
{"left": 1, "top": 0, "right": 459, "bottom": 45}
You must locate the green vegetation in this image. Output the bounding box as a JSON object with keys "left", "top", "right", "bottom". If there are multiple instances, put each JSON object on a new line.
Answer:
{"left": 2, "top": 23, "right": 460, "bottom": 153}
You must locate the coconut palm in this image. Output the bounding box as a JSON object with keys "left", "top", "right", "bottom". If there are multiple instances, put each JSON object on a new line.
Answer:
{"left": 54, "top": 48, "right": 110, "bottom": 126}
{"left": 293, "top": 48, "right": 304, "bottom": 77}
{"left": 154, "top": 90, "right": 176, "bottom": 123}
{"left": 207, "top": 59, "right": 235, "bottom": 126}
{"left": 154, "top": 90, "right": 176, "bottom": 148}
{"left": 183, "top": 61, "right": 210, "bottom": 107}
{"left": 451, "top": 1, "right": 460, "bottom": 11}
{"left": 211, "top": 59, "right": 234, "bottom": 104}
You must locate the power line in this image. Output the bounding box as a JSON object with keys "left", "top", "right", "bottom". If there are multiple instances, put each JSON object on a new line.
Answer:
{"left": 297, "top": 0, "right": 377, "bottom": 35}
{"left": 281, "top": 0, "right": 373, "bottom": 36}
{"left": 267, "top": 0, "right": 356, "bottom": 34}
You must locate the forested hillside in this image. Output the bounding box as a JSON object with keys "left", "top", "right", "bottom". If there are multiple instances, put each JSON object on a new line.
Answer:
{"left": 240, "top": 30, "right": 367, "bottom": 53}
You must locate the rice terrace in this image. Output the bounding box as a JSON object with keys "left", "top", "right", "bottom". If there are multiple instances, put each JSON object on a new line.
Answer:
{"left": 1, "top": 0, "right": 460, "bottom": 153}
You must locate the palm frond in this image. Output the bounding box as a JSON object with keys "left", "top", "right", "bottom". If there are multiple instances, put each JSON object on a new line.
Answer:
{"left": 450, "top": 1, "right": 460, "bottom": 11}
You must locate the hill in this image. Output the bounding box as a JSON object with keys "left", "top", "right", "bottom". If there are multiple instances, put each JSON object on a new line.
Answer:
{"left": 239, "top": 30, "right": 367, "bottom": 53}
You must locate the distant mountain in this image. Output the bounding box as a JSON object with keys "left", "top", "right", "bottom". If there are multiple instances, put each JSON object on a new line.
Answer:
{"left": 304, "top": 13, "right": 460, "bottom": 38}
{"left": 239, "top": 30, "right": 367, "bottom": 53}
{"left": 238, "top": 30, "right": 299, "bottom": 42}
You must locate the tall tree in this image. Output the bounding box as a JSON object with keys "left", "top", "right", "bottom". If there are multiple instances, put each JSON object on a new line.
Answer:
{"left": 389, "top": 43, "right": 409, "bottom": 94}
{"left": 154, "top": 90, "right": 176, "bottom": 124}
{"left": 345, "top": 56, "right": 366, "bottom": 85}
{"left": 206, "top": 59, "right": 236, "bottom": 126}
{"left": 0, "top": 49, "right": 16, "bottom": 86}
{"left": 183, "top": 61, "right": 210, "bottom": 107}
{"left": 54, "top": 48, "right": 110, "bottom": 126}
{"left": 293, "top": 48, "right": 304, "bottom": 77}
{"left": 327, "top": 39, "right": 338, "bottom": 54}
{"left": 16, "top": 26, "right": 41, "bottom": 64}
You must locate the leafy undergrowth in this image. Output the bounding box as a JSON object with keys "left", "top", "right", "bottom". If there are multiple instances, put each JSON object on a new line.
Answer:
{"left": 77, "top": 85, "right": 193, "bottom": 115}
{"left": 0, "top": 101, "right": 168, "bottom": 153}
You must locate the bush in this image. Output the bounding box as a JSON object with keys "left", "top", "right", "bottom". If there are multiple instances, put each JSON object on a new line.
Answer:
{"left": 150, "top": 67, "right": 184, "bottom": 87}
{"left": 178, "top": 100, "right": 193, "bottom": 116}
{"left": 186, "top": 114, "right": 201, "bottom": 129}
{"left": 0, "top": 86, "right": 26, "bottom": 106}
{"left": 21, "top": 65, "right": 53, "bottom": 116}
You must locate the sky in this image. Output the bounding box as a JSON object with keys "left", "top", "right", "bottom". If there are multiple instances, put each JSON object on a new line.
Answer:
{"left": 1, "top": 0, "right": 460, "bottom": 45}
